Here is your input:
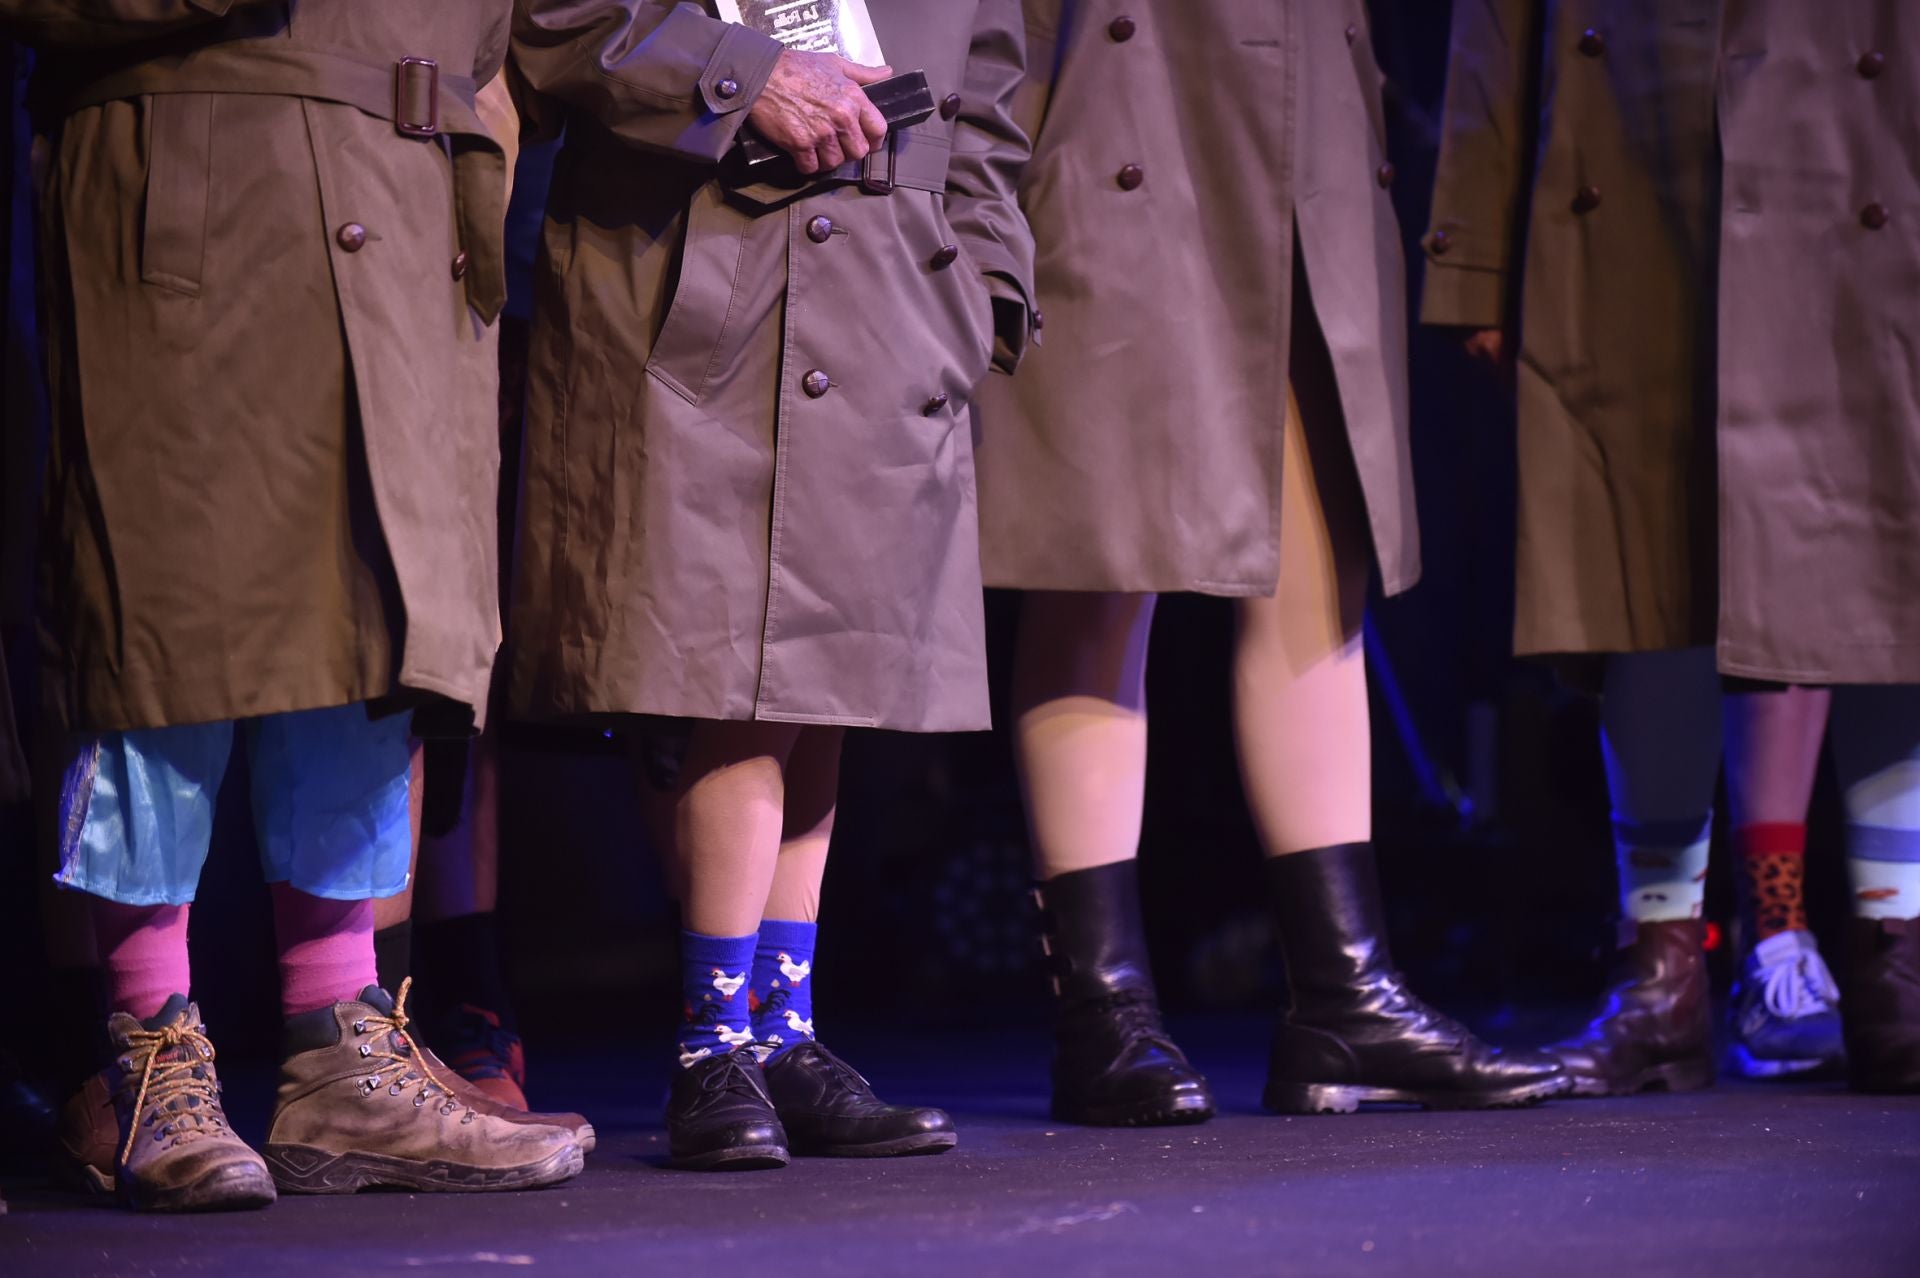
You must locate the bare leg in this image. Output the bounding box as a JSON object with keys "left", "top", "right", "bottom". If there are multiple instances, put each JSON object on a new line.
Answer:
{"left": 1011, "top": 591, "right": 1158, "bottom": 879}
{"left": 764, "top": 726, "right": 843, "bottom": 924}
{"left": 677, "top": 719, "right": 805, "bottom": 938}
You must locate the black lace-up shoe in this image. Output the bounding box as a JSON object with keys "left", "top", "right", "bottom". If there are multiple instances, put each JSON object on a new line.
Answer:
{"left": 763, "top": 1041, "right": 955, "bottom": 1157}
{"left": 666, "top": 1050, "right": 789, "bottom": 1171}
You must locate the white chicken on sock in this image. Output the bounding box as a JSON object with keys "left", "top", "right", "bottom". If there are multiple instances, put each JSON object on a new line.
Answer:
{"left": 710, "top": 968, "right": 747, "bottom": 1000}
{"left": 777, "top": 953, "right": 812, "bottom": 985}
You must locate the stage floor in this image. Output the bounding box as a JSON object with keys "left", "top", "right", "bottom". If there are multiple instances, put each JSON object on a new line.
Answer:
{"left": 5, "top": 1018, "right": 1918, "bottom": 1277}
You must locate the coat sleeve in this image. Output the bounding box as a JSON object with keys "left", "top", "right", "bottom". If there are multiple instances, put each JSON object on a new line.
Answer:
{"left": 0, "top": 0, "right": 268, "bottom": 48}
{"left": 947, "top": 0, "right": 1036, "bottom": 374}
{"left": 1418, "top": 0, "right": 1539, "bottom": 331}
{"left": 511, "top": 0, "right": 783, "bottom": 166}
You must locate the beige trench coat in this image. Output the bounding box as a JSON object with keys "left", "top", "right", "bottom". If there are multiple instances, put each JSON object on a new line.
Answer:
{"left": 1425, "top": 1, "right": 1920, "bottom": 683}
{"left": 10, "top": 0, "right": 510, "bottom": 733}
{"left": 506, "top": 0, "right": 1034, "bottom": 732}
{"left": 971, "top": 0, "right": 1420, "bottom": 599}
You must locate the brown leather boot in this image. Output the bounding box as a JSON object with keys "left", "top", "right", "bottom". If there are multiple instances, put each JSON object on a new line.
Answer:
{"left": 51, "top": 1067, "right": 116, "bottom": 1194}
{"left": 1843, "top": 916, "right": 1920, "bottom": 1094}
{"left": 263, "top": 985, "right": 582, "bottom": 1194}
{"left": 104, "top": 996, "right": 277, "bottom": 1212}
{"left": 1547, "top": 919, "right": 1715, "bottom": 1097}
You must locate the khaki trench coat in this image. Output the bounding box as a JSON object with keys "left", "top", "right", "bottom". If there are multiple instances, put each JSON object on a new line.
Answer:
{"left": 1424, "top": 1, "right": 1920, "bottom": 683}
{"left": 1421, "top": 0, "right": 1722, "bottom": 661}
{"left": 507, "top": 0, "right": 1034, "bottom": 732}
{"left": 10, "top": 0, "right": 511, "bottom": 733}
{"left": 971, "top": 0, "right": 1420, "bottom": 599}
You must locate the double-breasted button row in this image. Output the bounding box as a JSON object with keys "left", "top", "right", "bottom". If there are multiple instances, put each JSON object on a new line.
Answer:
{"left": 807, "top": 215, "right": 834, "bottom": 243}
{"left": 336, "top": 222, "right": 367, "bottom": 252}
{"left": 802, "top": 369, "right": 832, "bottom": 399}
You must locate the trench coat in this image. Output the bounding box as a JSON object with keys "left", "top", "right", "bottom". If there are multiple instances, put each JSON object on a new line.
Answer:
{"left": 7, "top": 0, "right": 511, "bottom": 733}
{"left": 507, "top": 0, "right": 1034, "bottom": 732}
{"left": 1424, "top": 1, "right": 1920, "bottom": 683}
{"left": 971, "top": 0, "right": 1420, "bottom": 599}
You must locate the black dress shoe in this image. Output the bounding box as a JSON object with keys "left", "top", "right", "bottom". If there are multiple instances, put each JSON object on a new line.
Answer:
{"left": 1263, "top": 845, "right": 1571, "bottom": 1113}
{"left": 1037, "top": 864, "right": 1216, "bottom": 1127}
{"left": 666, "top": 1050, "right": 789, "bottom": 1171}
{"left": 762, "top": 1041, "right": 956, "bottom": 1157}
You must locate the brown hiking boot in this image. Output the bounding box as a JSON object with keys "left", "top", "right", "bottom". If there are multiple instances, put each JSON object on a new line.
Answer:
{"left": 1547, "top": 919, "right": 1716, "bottom": 1097}
{"left": 1843, "top": 916, "right": 1920, "bottom": 1094}
{"left": 104, "top": 996, "right": 277, "bottom": 1212}
{"left": 51, "top": 1067, "right": 116, "bottom": 1194}
{"left": 263, "top": 982, "right": 582, "bottom": 1194}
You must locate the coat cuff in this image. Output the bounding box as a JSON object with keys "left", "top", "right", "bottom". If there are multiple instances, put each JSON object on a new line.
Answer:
{"left": 696, "top": 22, "right": 784, "bottom": 121}
{"left": 963, "top": 243, "right": 1036, "bottom": 373}
{"left": 1418, "top": 258, "right": 1508, "bottom": 330}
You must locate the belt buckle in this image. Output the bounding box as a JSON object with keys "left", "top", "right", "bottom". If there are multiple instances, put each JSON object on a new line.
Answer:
{"left": 394, "top": 56, "right": 440, "bottom": 139}
{"left": 859, "top": 134, "right": 898, "bottom": 196}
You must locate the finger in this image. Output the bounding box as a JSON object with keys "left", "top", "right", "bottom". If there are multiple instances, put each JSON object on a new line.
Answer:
{"left": 791, "top": 141, "right": 820, "bottom": 175}
{"left": 856, "top": 97, "right": 888, "bottom": 150}
{"left": 838, "top": 58, "right": 894, "bottom": 85}
{"left": 815, "top": 134, "right": 846, "bottom": 172}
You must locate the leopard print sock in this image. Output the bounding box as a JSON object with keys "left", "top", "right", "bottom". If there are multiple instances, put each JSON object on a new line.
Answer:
{"left": 1733, "top": 823, "right": 1809, "bottom": 942}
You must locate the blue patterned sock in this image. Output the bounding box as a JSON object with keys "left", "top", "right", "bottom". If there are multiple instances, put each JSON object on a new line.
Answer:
{"left": 749, "top": 919, "right": 817, "bottom": 1062}
{"left": 677, "top": 929, "right": 757, "bottom": 1069}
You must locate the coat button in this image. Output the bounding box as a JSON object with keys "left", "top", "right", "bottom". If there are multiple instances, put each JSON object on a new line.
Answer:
{"left": 806, "top": 215, "right": 834, "bottom": 243}
{"left": 715, "top": 77, "right": 740, "bottom": 100}
{"left": 941, "top": 93, "right": 962, "bottom": 120}
{"left": 802, "top": 369, "right": 832, "bottom": 398}
{"left": 1579, "top": 29, "right": 1605, "bottom": 57}
{"left": 1108, "top": 16, "right": 1136, "bottom": 42}
{"left": 1346, "top": 24, "right": 1358, "bottom": 45}
{"left": 1032, "top": 310, "right": 1045, "bottom": 330}
{"left": 1572, "top": 184, "right": 1602, "bottom": 214}
{"left": 1862, "top": 201, "right": 1890, "bottom": 230}
{"left": 923, "top": 392, "right": 950, "bottom": 416}
{"left": 1430, "top": 228, "right": 1453, "bottom": 255}
{"left": 451, "top": 250, "right": 469, "bottom": 280}
{"left": 336, "top": 222, "right": 367, "bottom": 252}
{"left": 931, "top": 243, "right": 960, "bottom": 270}
{"left": 1858, "top": 51, "right": 1886, "bottom": 80}
{"left": 1117, "top": 163, "right": 1145, "bottom": 190}
{"left": 1376, "top": 163, "right": 1396, "bottom": 189}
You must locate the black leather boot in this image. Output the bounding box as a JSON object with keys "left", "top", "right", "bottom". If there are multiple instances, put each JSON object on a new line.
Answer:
{"left": 1843, "top": 916, "right": 1920, "bottom": 1094}
{"left": 665, "top": 1050, "right": 789, "bottom": 1171}
{"left": 1546, "top": 919, "right": 1716, "bottom": 1097}
{"left": 763, "top": 1041, "right": 956, "bottom": 1157}
{"left": 1263, "top": 845, "right": 1570, "bottom": 1113}
{"left": 1036, "top": 862, "right": 1215, "bottom": 1127}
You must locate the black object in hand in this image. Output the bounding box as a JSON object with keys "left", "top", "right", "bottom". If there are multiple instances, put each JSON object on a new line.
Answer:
{"left": 735, "top": 70, "right": 937, "bottom": 169}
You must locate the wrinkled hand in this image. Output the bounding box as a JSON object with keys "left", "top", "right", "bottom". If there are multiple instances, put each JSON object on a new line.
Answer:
{"left": 1463, "top": 329, "right": 1505, "bottom": 365}
{"left": 747, "top": 49, "right": 892, "bottom": 175}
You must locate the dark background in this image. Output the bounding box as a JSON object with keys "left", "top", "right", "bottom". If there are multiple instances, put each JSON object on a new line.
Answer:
{"left": 0, "top": 2, "right": 1857, "bottom": 1080}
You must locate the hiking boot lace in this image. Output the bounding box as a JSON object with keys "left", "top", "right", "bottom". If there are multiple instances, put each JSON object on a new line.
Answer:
{"left": 117, "top": 1016, "right": 229, "bottom": 1168}
{"left": 348, "top": 978, "right": 476, "bottom": 1123}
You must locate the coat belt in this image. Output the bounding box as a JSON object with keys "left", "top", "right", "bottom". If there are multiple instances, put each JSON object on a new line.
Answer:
{"left": 47, "top": 41, "right": 507, "bottom": 322}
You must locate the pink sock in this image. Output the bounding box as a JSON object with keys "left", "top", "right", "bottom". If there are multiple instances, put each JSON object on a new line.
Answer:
{"left": 270, "top": 884, "right": 380, "bottom": 1018}
{"left": 91, "top": 899, "right": 192, "bottom": 1021}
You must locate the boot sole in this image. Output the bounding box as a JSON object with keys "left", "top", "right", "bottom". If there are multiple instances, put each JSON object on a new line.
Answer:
{"left": 121, "top": 1161, "right": 278, "bottom": 1213}
{"left": 669, "top": 1143, "right": 790, "bottom": 1172}
{"left": 264, "top": 1140, "right": 583, "bottom": 1194}
{"left": 1263, "top": 1074, "right": 1572, "bottom": 1115}
{"left": 1564, "top": 1056, "right": 1717, "bottom": 1099}
{"left": 801, "top": 1131, "right": 958, "bottom": 1158}
{"left": 1052, "top": 1094, "right": 1216, "bottom": 1128}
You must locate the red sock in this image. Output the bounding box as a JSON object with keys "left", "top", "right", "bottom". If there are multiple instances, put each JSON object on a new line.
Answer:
{"left": 91, "top": 899, "right": 191, "bottom": 1021}
{"left": 1733, "top": 822, "right": 1809, "bottom": 941}
{"left": 270, "top": 884, "right": 379, "bottom": 1018}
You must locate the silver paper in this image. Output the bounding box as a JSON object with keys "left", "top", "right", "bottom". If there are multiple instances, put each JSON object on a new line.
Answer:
{"left": 714, "top": 0, "right": 886, "bottom": 66}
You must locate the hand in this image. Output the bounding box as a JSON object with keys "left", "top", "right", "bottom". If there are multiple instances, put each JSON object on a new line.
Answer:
{"left": 1462, "top": 329, "right": 1505, "bottom": 365}
{"left": 747, "top": 50, "right": 893, "bottom": 175}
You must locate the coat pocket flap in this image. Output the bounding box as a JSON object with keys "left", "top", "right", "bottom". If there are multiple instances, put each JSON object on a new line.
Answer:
{"left": 141, "top": 94, "right": 213, "bottom": 297}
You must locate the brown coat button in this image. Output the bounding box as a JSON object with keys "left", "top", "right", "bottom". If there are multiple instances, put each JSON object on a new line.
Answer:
{"left": 1032, "top": 310, "right": 1045, "bottom": 330}
{"left": 451, "top": 250, "right": 469, "bottom": 280}
{"left": 1572, "top": 184, "right": 1602, "bottom": 214}
{"left": 336, "top": 223, "right": 367, "bottom": 252}
{"left": 1430, "top": 228, "right": 1453, "bottom": 255}
{"left": 715, "top": 77, "right": 740, "bottom": 100}
{"left": 1858, "top": 51, "right": 1886, "bottom": 79}
{"left": 802, "top": 369, "right": 832, "bottom": 398}
{"left": 1579, "top": 29, "right": 1605, "bottom": 57}
{"left": 1376, "top": 163, "right": 1396, "bottom": 189}
{"left": 1862, "top": 201, "right": 1891, "bottom": 230}
{"left": 806, "top": 216, "right": 834, "bottom": 243}
{"left": 931, "top": 243, "right": 960, "bottom": 270}
{"left": 1117, "top": 163, "right": 1145, "bottom": 190}
{"left": 941, "top": 93, "right": 962, "bottom": 120}
{"left": 1109, "top": 16, "right": 1136, "bottom": 42}
{"left": 1346, "top": 24, "right": 1358, "bottom": 45}
{"left": 923, "top": 392, "right": 951, "bottom": 415}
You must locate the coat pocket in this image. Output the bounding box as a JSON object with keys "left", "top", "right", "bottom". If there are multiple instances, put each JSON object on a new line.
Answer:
{"left": 140, "top": 94, "right": 213, "bottom": 297}
{"left": 645, "top": 184, "right": 748, "bottom": 405}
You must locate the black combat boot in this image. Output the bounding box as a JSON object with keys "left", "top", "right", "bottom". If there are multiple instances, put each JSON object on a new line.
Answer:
{"left": 1264, "top": 845, "right": 1570, "bottom": 1113}
{"left": 1036, "top": 862, "right": 1215, "bottom": 1127}
{"left": 1546, "top": 919, "right": 1716, "bottom": 1097}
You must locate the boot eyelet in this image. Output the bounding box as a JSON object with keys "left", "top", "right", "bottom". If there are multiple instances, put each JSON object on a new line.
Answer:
{"left": 461, "top": 1112, "right": 475, "bottom": 1124}
{"left": 389, "top": 1083, "right": 405, "bottom": 1096}
{"left": 359, "top": 1044, "right": 373, "bottom": 1057}
{"left": 353, "top": 1020, "right": 367, "bottom": 1034}
{"left": 414, "top": 1094, "right": 428, "bottom": 1107}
